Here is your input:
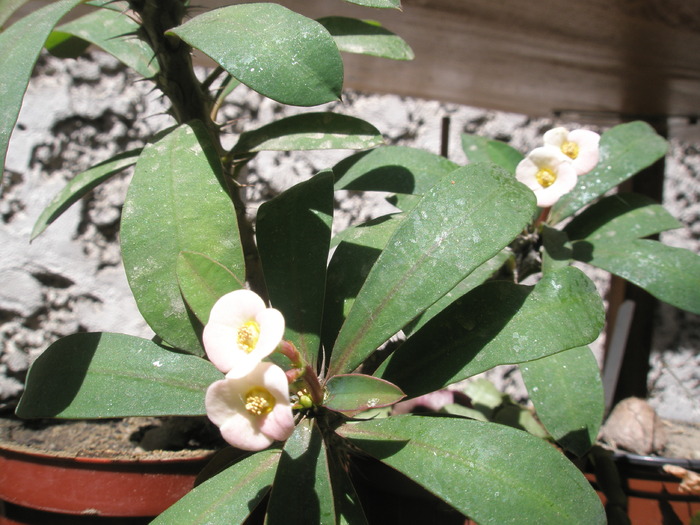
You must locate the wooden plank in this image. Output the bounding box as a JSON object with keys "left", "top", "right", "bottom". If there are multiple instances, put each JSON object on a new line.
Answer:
{"left": 12, "top": 0, "right": 700, "bottom": 118}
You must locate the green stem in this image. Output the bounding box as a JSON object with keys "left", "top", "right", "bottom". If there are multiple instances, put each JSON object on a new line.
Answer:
{"left": 129, "top": 0, "right": 265, "bottom": 295}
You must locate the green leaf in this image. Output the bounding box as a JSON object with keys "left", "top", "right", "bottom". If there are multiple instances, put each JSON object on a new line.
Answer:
{"left": 212, "top": 74, "right": 241, "bottom": 112}
{"left": 257, "top": 171, "right": 334, "bottom": 367}
{"left": 0, "top": 0, "right": 85, "bottom": 184}
{"left": 520, "top": 346, "right": 604, "bottom": 457}
{"left": 573, "top": 238, "right": 700, "bottom": 314}
{"left": 324, "top": 374, "right": 405, "bottom": 416}
{"left": 404, "top": 248, "right": 511, "bottom": 336}
{"left": 232, "top": 113, "right": 383, "bottom": 156}
{"left": 47, "top": 5, "right": 159, "bottom": 78}
{"left": 169, "top": 4, "right": 343, "bottom": 106}
{"left": 44, "top": 30, "right": 90, "bottom": 58}
{"left": 340, "top": 0, "right": 401, "bottom": 8}
{"left": 121, "top": 122, "right": 243, "bottom": 354}
{"left": 329, "top": 162, "right": 536, "bottom": 376}
{"left": 460, "top": 134, "right": 523, "bottom": 173}
{"left": 48, "top": 6, "right": 158, "bottom": 78}
{"left": 378, "top": 266, "right": 605, "bottom": 398}
{"left": 266, "top": 421, "right": 335, "bottom": 525}
{"left": 564, "top": 192, "right": 700, "bottom": 313}
{"left": 153, "top": 449, "right": 281, "bottom": 524}
{"left": 337, "top": 416, "right": 605, "bottom": 524}
{"left": 323, "top": 213, "right": 404, "bottom": 355}
{"left": 317, "top": 17, "right": 413, "bottom": 60}
{"left": 564, "top": 193, "right": 682, "bottom": 242}
{"left": 550, "top": 121, "right": 668, "bottom": 224}
{"left": 176, "top": 251, "right": 245, "bottom": 325}
{"left": 328, "top": 450, "right": 369, "bottom": 525}
{"left": 16, "top": 332, "right": 222, "bottom": 418}
{"left": 31, "top": 149, "right": 140, "bottom": 240}
{"left": 333, "top": 145, "right": 458, "bottom": 195}
{"left": 541, "top": 225, "right": 573, "bottom": 273}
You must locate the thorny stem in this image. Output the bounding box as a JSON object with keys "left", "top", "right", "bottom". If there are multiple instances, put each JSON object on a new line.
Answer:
{"left": 127, "top": 0, "right": 266, "bottom": 296}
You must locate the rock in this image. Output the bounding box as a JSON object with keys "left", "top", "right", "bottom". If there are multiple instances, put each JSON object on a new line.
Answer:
{"left": 599, "top": 397, "right": 667, "bottom": 455}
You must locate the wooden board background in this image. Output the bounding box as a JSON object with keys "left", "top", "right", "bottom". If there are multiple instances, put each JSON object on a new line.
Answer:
{"left": 13, "top": 0, "right": 700, "bottom": 121}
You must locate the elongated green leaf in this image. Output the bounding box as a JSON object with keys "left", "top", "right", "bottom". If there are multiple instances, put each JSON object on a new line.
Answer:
{"left": 341, "top": 0, "right": 400, "bottom": 8}
{"left": 404, "top": 248, "right": 511, "bottom": 336}
{"left": 337, "top": 416, "right": 605, "bottom": 524}
{"left": 564, "top": 192, "right": 682, "bottom": 242}
{"left": 0, "top": 0, "right": 85, "bottom": 184}
{"left": 327, "top": 449, "right": 369, "bottom": 525}
{"left": 169, "top": 4, "right": 343, "bottom": 106}
{"left": 461, "top": 134, "right": 523, "bottom": 173}
{"left": 541, "top": 225, "right": 573, "bottom": 273}
{"left": 233, "top": 113, "right": 383, "bottom": 156}
{"left": 0, "top": 0, "right": 30, "bottom": 28}
{"left": 44, "top": 30, "right": 90, "bottom": 58}
{"left": 212, "top": 74, "right": 241, "bottom": 112}
{"left": 317, "top": 17, "right": 413, "bottom": 60}
{"left": 153, "top": 449, "right": 281, "bottom": 524}
{"left": 573, "top": 238, "right": 700, "bottom": 314}
{"left": 48, "top": 6, "right": 158, "bottom": 77}
{"left": 329, "top": 162, "right": 536, "bottom": 376}
{"left": 121, "top": 122, "right": 243, "bottom": 354}
{"left": 323, "top": 213, "right": 404, "bottom": 355}
{"left": 31, "top": 149, "right": 139, "bottom": 240}
{"left": 378, "top": 266, "right": 605, "bottom": 397}
{"left": 520, "top": 346, "right": 604, "bottom": 458}
{"left": 550, "top": 121, "right": 668, "bottom": 224}
{"left": 266, "top": 421, "right": 335, "bottom": 525}
{"left": 324, "top": 374, "right": 405, "bottom": 416}
{"left": 333, "top": 145, "right": 458, "bottom": 195}
{"left": 16, "top": 332, "right": 221, "bottom": 418}
{"left": 176, "top": 251, "right": 244, "bottom": 325}
{"left": 331, "top": 211, "right": 404, "bottom": 250}
{"left": 257, "top": 171, "right": 333, "bottom": 367}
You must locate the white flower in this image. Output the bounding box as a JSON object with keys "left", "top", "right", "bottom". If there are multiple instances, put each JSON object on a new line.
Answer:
{"left": 515, "top": 146, "right": 578, "bottom": 207}
{"left": 203, "top": 289, "right": 285, "bottom": 378}
{"left": 205, "top": 362, "right": 294, "bottom": 451}
{"left": 543, "top": 127, "right": 600, "bottom": 175}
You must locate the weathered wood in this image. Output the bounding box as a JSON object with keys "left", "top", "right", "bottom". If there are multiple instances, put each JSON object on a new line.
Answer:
{"left": 200, "top": 0, "right": 700, "bottom": 119}
{"left": 16, "top": 0, "right": 700, "bottom": 117}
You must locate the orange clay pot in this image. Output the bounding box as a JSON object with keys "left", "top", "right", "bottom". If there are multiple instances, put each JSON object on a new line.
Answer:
{"left": 587, "top": 452, "right": 700, "bottom": 525}
{"left": 0, "top": 440, "right": 213, "bottom": 524}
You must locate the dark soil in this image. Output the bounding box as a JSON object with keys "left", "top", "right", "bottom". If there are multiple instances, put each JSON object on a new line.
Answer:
{"left": 0, "top": 415, "right": 225, "bottom": 460}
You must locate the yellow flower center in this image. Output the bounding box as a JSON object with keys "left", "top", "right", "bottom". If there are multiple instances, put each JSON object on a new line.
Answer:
{"left": 244, "top": 387, "right": 276, "bottom": 416}
{"left": 535, "top": 167, "right": 557, "bottom": 188}
{"left": 561, "top": 141, "right": 579, "bottom": 160}
{"left": 237, "top": 321, "right": 260, "bottom": 353}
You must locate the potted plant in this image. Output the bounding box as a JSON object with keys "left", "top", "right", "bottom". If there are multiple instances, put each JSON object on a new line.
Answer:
{"left": 1, "top": 0, "right": 699, "bottom": 523}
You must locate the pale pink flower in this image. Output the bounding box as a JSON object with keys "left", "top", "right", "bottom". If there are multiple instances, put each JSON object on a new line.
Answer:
{"left": 203, "top": 289, "right": 285, "bottom": 378}
{"left": 515, "top": 146, "right": 578, "bottom": 207}
{"left": 205, "top": 362, "right": 294, "bottom": 451}
{"left": 543, "top": 127, "right": 600, "bottom": 175}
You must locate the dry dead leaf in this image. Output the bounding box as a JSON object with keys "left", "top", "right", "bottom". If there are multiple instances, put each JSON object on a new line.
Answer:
{"left": 663, "top": 464, "right": 700, "bottom": 495}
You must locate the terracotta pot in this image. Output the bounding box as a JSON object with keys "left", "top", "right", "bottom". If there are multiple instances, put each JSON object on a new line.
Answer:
{"left": 587, "top": 451, "right": 700, "bottom": 525}
{"left": 0, "top": 439, "right": 213, "bottom": 524}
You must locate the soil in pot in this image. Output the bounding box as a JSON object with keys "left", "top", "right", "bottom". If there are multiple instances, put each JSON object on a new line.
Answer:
{"left": 0, "top": 415, "right": 225, "bottom": 524}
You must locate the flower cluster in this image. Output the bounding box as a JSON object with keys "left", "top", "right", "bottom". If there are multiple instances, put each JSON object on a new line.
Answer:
{"left": 515, "top": 127, "right": 600, "bottom": 207}
{"left": 203, "top": 289, "right": 295, "bottom": 451}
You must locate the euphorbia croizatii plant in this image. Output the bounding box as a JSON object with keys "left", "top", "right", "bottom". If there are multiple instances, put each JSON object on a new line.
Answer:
{"left": 3, "top": 0, "right": 700, "bottom": 523}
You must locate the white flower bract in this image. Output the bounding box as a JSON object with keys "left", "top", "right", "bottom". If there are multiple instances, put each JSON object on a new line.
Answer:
{"left": 203, "top": 289, "right": 285, "bottom": 378}
{"left": 543, "top": 127, "right": 600, "bottom": 176}
{"left": 515, "top": 146, "right": 578, "bottom": 207}
{"left": 205, "top": 362, "right": 294, "bottom": 451}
